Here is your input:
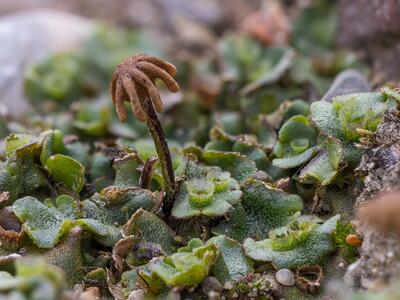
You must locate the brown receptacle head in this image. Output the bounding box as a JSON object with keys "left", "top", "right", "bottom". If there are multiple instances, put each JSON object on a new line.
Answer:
{"left": 110, "top": 54, "right": 180, "bottom": 123}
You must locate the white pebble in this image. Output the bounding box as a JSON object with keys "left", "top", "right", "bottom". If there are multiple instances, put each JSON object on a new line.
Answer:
{"left": 275, "top": 269, "right": 295, "bottom": 286}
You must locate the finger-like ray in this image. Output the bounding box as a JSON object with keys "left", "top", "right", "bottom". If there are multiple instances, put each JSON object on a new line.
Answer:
{"left": 121, "top": 76, "right": 147, "bottom": 122}
{"left": 136, "top": 62, "right": 180, "bottom": 93}
{"left": 134, "top": 54, "right": 177, "bottom": 77}
{"left": 128, "top": 68, "right": 163, "bottom": 113}
{"left": 115, "top": 78, "right": 127, "bottom": 122}
{"left": 110, "top": 70, "right": 119, "bottom": 105}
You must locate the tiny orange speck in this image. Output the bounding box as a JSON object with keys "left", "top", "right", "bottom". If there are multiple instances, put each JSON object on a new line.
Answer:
{"left": 345, "top": 234, "right": 362, "bottom": 247}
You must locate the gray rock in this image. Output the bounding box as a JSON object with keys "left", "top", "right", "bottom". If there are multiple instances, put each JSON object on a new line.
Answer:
{"left": 321, "top": 69, "right": 370, "bottom": 103}
{"left": 0, "top": 9, "right": 94, "bottom": 117}
{"left": 128, "top": 290, "right": 144, "bottom": 300}
{"left": 344, "top": 226, "right": 400, "bottom": 290}
{"left": 345, "top": 109, "right": 400, "bottom": 290}
{"left": 202, "top": 276, "right": 223, "bottom": 295}
{"left": 275, "top": 268, "right": 295, "bottom": 286}
{"left": 253, "top": 170, "right": 273, "bottom": 182}
{"left": 356, "top": 110, "right": 400, "bottom": 205}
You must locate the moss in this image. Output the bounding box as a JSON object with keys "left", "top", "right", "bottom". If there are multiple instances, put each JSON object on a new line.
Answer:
{"left": 332, "top": 220, "right": 359, "bottom": 263}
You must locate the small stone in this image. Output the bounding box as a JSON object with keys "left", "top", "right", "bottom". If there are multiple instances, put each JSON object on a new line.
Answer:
{"left": 343, "top": 260, "right": 361, "bottom": 287}
{"left": 202, "top": 276, "right": 223, "bottom": 295}
{"left": 264, "top": 272, "right": 281, "bottom": 298}
{"left": 253, "top": 170, "right": 272, "bottom": 182}
{"left": 360, "top": 277, "right": 376, "bottom": 290}
{"left": 128, "top": 290, "right": 144, "bottom": 300}
{"left": 375, "top": 252, "right": 386, "bottom": 263}
{"left": 208, "top": 291, "right": 220, "bottom": 300}
{"left": 166, "top": 289, "right": 181, "bottom": 300}
{"left": 321, "top": 69, "right": 370, "bottom": 103}
{"left": 0, "top": 192, "right": 10, "bottom": 205}
{"left": 275, "top": 269, "right": 295, "bottom": 286}
{"left": 80, "top": 287, "right": 100, "bottom": 300}
{"left": 224, "top": 281, "right": 234, "bottom": 290}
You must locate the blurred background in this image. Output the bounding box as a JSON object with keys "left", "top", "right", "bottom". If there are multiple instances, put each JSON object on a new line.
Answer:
{"left": 0, "top": 0, "right": 399, "bottom": 145}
